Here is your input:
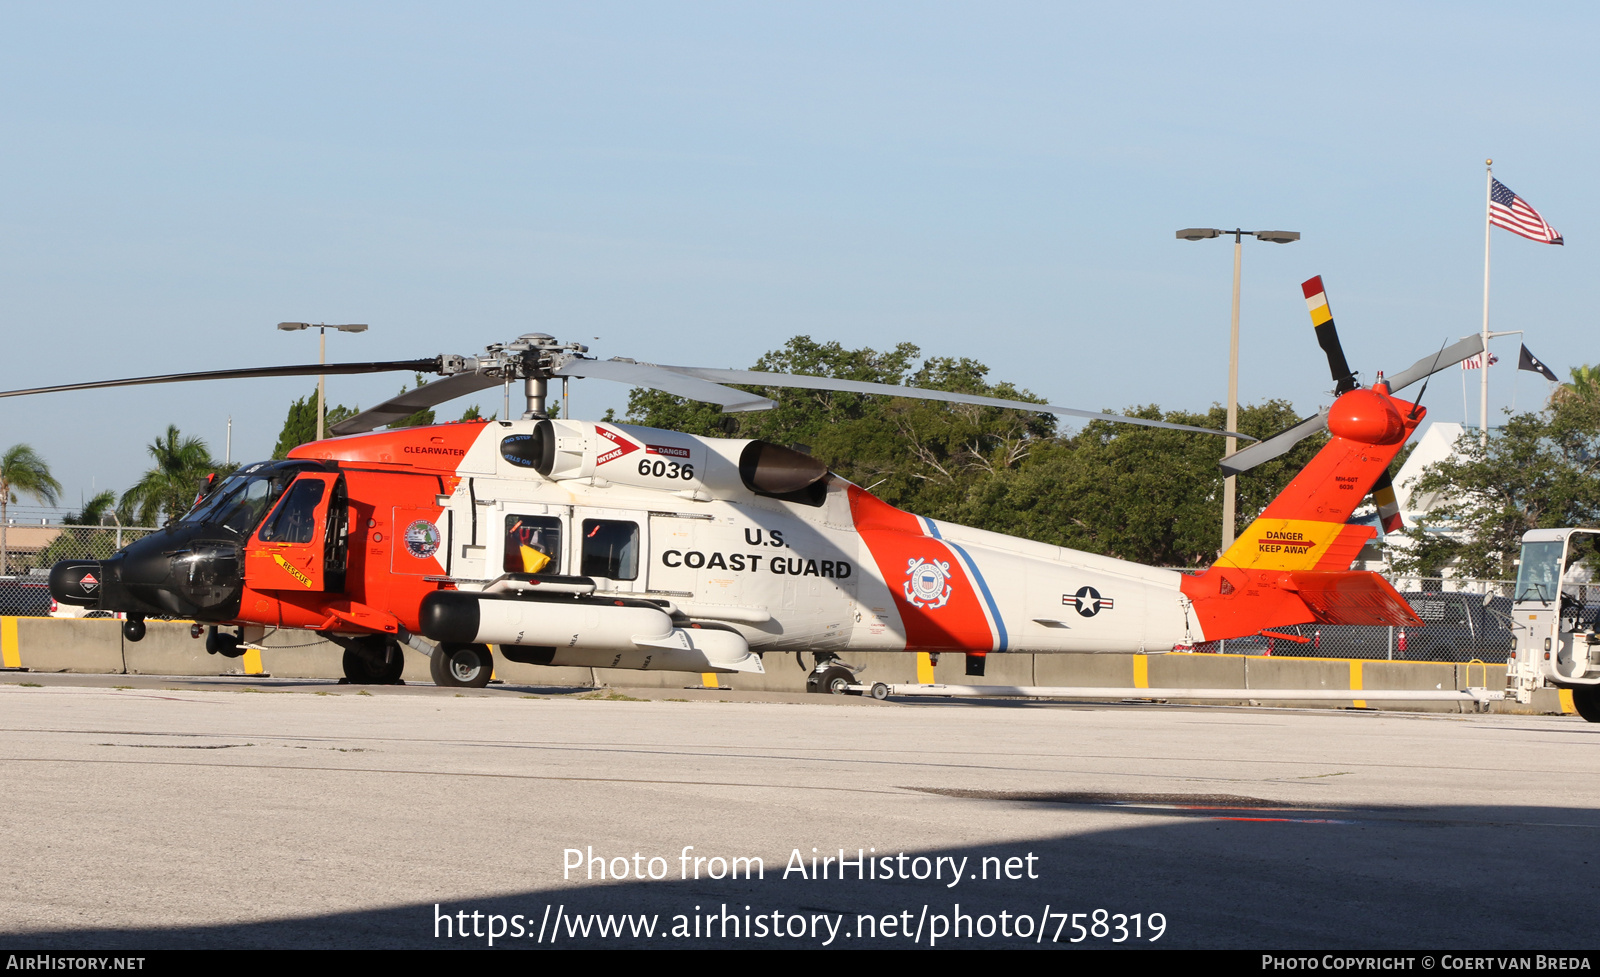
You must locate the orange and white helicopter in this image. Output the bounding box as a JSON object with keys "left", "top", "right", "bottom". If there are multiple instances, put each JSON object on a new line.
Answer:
{"left": 26, "top": 278, "right": 1482, "bottom": 691}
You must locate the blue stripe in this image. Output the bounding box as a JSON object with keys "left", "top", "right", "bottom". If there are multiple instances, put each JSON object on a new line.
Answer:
{"left": 924, "top": 517, "right": 1008, "bottom": 651}
{"left": 927, "top": 525, "right": 1007, "bottom": 653}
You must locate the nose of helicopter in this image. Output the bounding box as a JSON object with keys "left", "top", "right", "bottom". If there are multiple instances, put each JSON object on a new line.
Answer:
{"left": 49, "top": 560, "right": 106, "bottom": 607}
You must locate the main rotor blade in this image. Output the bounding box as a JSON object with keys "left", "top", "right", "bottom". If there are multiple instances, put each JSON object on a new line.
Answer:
{"left": 1385, "top": 335, "right": 1484, "bottom": 393}
{"left": 552, "top": 359, "right": 776, "bottom": 413}
{"left": 330, "top": 371, "right": 504, "bottom": 435}
{"left": 1218, "top": 411, "right": 1330, "bottom": 477}
{"left": 0, "top": 359, "right": 441, "bottom": 400}
{"left": 657, "top": 365, "right": 1255, "bottom": 440}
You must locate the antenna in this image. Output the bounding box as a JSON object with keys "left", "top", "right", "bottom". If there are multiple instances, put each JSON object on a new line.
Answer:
{"left": 1408, "top": 340, "right": 1452, "bottom": 420}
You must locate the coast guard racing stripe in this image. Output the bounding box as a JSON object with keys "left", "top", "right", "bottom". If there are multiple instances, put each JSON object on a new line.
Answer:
{"left": 848, "top": 486, "right": 999, "bottom": 652}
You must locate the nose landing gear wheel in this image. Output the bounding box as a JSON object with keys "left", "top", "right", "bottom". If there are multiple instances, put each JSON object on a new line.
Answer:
{"left": 432, "top": 642, "right": 494, "bottom": 689}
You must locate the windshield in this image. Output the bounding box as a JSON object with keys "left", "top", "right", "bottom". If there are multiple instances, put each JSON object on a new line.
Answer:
{"left": 1516, "top": 540, "right": 1565, "bottom": 602}
{"left": 179, "top": 471, "right": 292, "bottom": 536}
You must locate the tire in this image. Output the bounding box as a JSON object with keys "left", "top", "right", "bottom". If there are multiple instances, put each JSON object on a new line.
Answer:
{"left": 431, "top": 643, "right": 493, "bottom": 689}
{"left": 811, "top": 664, "right": 854, "bottom": 695}
{"left": 372, "top": 641, "right": 406, "bottom": 683}
{"left": 870, "top": 682, "right": 890, "bottom": 700}
{"left": 1572, "top": 686, "right": 1600, "bottom": 723}
{"left": 342, "top": 648, "right": 376, "bottom": 684}
{"left": 341, "top": 639, "right": 405, "bottom": 685}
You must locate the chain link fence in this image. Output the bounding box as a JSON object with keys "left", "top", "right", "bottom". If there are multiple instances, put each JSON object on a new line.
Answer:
{"left": 0, "top": 523, "right": 159, "bottom": 616}
{"left": 1195, "top": 577, "right": 1519, "bottom": 663}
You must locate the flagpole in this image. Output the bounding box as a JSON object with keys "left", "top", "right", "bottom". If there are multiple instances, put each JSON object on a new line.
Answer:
{"left": 1481, "top": 159, "right": 1493, "bottom": 447}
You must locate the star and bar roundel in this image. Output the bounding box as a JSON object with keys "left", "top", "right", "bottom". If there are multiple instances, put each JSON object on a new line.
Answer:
{"left": 1065, "top": 586, "right": 1115, "bottom": 617}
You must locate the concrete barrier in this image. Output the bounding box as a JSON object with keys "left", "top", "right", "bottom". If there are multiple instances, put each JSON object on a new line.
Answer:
{"left": 1035, "top": 653, "right": 1135, "bottom": 687}
{"left": 13, "top": 617, "right": 125, "bottom": 673}
{"left": 122, "top": 621, "right": 226, "bottom": 676}
{"left": 0, "top": 616, "right": 1566, "bottom": 716}
{"left": 1148, "top": 652, "right": 1248, "bottom": 691}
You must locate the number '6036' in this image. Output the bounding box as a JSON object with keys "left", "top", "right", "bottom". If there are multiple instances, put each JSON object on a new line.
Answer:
{"left": 638, "top": 459, "right": 694, "bottom": 480}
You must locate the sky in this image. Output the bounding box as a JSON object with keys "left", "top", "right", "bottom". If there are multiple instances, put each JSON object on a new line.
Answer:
{"left": 0, "top": 1, "right": 1594, "bottom": 519}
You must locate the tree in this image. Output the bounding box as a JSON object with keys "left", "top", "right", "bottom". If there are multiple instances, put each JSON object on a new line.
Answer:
{"left": 121, "top": 426, "right": 222, "bottom": 526}
{"left": 962, "top": 400, "right": 1322, "bottom": 566}
{"left": 62, "top": 490, "right": 116, "bottom": 526}
{"left": 617, "top": 337, "right": 1053, "bottom": 521}
{"left": 273, "top": 388, "right": 359, "bottom": 458}
{"left": 1551, "top": 363, "right": 1600, "bottom": 409}
{"left": 1392, "top": 393, "right": 1600, "bottom": 578}
{"left": 0, "top": 444, "right": 62, "bottom": 574}
{"left": 613, "top": 335, "right": 1316, "bottom": 565}
{"left": 42, "top": 490, "right": 122, "bottom": 565}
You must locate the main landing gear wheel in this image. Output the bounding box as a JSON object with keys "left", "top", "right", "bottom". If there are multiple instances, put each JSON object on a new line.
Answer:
{"left": 341, "top": 638, "right": 406, "bottom": 685}
{"left": 1572, "top": 687, "right": 1600, "bottom": 723}
{"left": 808, "top": 665, "right": 855, "bottom": 695}
{"left": 432, "top": 642, "right": 493, "bottom": 689}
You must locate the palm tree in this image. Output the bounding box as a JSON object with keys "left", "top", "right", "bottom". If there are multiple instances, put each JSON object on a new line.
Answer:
{"left": 1552, "top": 365, "right": 1600, "bottom": 408}
{"left": 0, "top": 445, "right": 62, "bottom": 576}
{"left": 120, "top": 426, "right": 216, "bottom": 526}
{"left": 62, "top": 490, "right": 117, "bottom": 526}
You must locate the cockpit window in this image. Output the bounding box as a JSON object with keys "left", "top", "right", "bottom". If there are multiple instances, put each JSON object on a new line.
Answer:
{"left": 179, "top": 464, "right": 317, "bottom": 536}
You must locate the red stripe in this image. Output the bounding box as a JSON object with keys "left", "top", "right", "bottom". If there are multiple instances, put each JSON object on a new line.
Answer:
{"left": 847, "top": 486, "right": 995, "bottom": 651}
{"left": 1301, "top": 276, "right": 1324, "bottom": 299}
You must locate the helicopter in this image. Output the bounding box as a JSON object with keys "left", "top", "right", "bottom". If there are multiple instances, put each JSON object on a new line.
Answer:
{"left": 24, "top": 279, "right": 1483, "bottom": 691}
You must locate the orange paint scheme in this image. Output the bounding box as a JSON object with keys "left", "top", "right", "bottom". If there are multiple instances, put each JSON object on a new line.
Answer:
{"left": 1180, "top": 388, "right": 1425, "bottom": 640}
{"left": 228, "top": 423, "right": 487, "bottom": 635}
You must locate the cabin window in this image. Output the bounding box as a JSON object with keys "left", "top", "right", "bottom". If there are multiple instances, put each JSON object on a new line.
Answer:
{"left": 504, "top": 515, "right": 561, "bottom": 574}
{"left": 581, "top": 520, "right": 639, "bottom": 580}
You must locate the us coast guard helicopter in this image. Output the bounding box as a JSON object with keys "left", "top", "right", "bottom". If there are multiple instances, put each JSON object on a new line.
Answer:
{"left": 24, "top": 279, "right": 1482, "bottom": 691}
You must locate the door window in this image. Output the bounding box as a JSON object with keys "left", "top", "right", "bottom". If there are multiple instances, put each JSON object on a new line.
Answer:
{"left": 257, "top": 479, "right": 327, "bottom": 544}
{"left": 505, "top": 515, "right": 561, "bottom": 574}
{"left": 581, "top": 520, "right": 639, "bottom": 580}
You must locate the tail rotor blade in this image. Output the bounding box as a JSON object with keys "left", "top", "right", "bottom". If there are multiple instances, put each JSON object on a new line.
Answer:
{"left": 1370, "top": 469, "right": 1403, "bottom": 534}
{"left": 1302, "top": 276, "right": 1358, "bottom": 394}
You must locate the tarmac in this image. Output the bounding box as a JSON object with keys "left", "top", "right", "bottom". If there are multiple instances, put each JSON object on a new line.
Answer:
{"left": 2, "top": 671, "right": 1598, "bottom": 950}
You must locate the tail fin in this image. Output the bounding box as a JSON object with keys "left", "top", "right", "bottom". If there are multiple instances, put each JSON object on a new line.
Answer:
{"left": 1180, "top": 384, "right": 1424, "bottom": 641}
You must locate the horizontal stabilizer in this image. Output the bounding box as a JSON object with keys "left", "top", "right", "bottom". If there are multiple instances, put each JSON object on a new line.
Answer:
{"left": 1282, "top": 571, "right": 1422, "bottom": 626}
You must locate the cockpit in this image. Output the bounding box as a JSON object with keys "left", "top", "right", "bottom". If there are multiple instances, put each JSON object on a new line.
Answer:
{"left": 50, "top": 459, "right": 333, "bottom": 621}
{"left": 180, "top": 460, "right": 325, "bottom": 536}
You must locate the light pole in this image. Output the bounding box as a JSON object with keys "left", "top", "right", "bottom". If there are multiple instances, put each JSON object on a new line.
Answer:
{"left": 277, "top": 322, "right": 369, "bottom": 440}
{"left": 1176, "top": 228, "right": 1300, "bottom": 554}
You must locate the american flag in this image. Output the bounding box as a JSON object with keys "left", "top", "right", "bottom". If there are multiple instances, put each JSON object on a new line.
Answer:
{"left": 1461, "top": 352, "right": 1499, "bottom": 370}
{"left": 1490, "top": 179, "right": 1563, "bottom": 244}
